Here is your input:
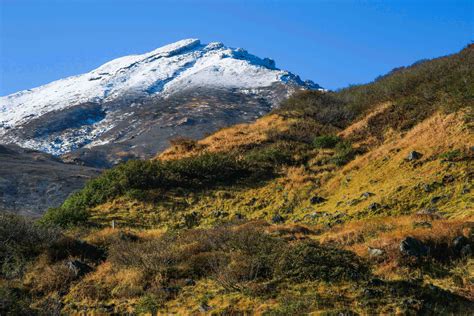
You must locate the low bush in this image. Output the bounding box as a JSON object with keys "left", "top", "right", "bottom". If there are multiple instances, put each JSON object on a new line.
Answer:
{"left": 313, "top": 135, "right": 342, "bottom": 149}
{"left": 275, "top": 240, "right": 369, "bottom": 282}
{"left": 42, "top": 153, "right": 251, "bottom": 227}
{"left": 40, "top": 205, "right": 89, "bottom": 228}
{"left": 0, "top": 213, "right": 60, "bottom": 278}
{"left": 244, "top": 142, "right": 298, "bottom": 170}
{"left": 331, "top": 140, "right": 357, "bottom": 166}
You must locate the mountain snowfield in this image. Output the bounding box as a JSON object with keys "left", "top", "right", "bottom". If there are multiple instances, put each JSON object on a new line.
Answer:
{"left": 0, "top": 39, "right": 317, "bottom": 131}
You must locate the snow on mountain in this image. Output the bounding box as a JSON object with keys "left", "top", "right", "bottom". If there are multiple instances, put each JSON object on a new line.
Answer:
{"left": 0, "top": 39, "right": 318, "bottom": 131}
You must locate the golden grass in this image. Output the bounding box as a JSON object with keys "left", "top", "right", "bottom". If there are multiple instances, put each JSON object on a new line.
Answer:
{"left": 158, "top": 114, "right": 292, "bottom": 160}
{"left": 318, "top": 110, "right": 473, "bottom": 218}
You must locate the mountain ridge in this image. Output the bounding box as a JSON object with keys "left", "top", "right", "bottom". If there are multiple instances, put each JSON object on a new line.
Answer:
{"left": 0, "top": 38, "right": 319, "bottom": 156}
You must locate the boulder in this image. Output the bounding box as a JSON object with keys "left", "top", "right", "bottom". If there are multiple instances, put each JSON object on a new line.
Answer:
{"left": 272, "top": 214, "right": 285, "bottom": 224}
{"left": 361, "top": 192, "right": 375, "bottom": 199}
{"left": 399, "top": 237, "right": 429, "bottom": 257}
{"left": 407, "top": 151, "right": 423, "bottom": 161}
{"left": 368, "top": 203, "right": 381, "bottom": 212}
{"left": 430, "top": 196, "right": 442, "bottom": 204}
{"left": 310, "top": 196, "right": 326, "bottom": 204}
{"left": 184, "top": 279, "right": 196, "bottom": 286}
{"left": 460, "top": 245, "right": 472, "bottom": 257}
{"left": 422, "top": 183, "right": 433, "bottom": 193}
{"left": 368, "top": 247, "right": 385, "bottom": 257}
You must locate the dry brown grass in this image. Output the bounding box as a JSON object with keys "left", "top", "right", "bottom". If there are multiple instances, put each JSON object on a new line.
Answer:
{"left": 24, "top": 256, "right": 76, "bottom": 295}
{"left": 339, "top": 102, "right": 394, "bottom": 146}
{"left": 158, "top": 114, "right": 292, "bottom": 160}
{"left": 67, "top": 262, "right": 144, "bottom": 302}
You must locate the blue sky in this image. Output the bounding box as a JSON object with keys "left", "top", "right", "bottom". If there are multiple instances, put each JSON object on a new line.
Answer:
{"left": 0, "top": 0, "right": 472, "bottom": 95}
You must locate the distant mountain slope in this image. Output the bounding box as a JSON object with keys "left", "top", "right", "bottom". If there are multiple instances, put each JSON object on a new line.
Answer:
{"left": 0, "top": 39, "right": 319, "bottom": 167}
{"left": 0, "top": 144, "right": 100, "bottom": 216}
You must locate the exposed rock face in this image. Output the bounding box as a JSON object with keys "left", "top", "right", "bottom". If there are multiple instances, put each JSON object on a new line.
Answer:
{"left": 0, "top": 144, "right": 100, "bottom": 216}
{"left": 58, "top": 86, "right": 293, "bottom": 168}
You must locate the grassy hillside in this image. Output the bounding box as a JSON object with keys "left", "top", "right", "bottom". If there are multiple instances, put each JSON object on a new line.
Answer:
{"left": 2, "top": 45, "right": 473, "bottom": 314}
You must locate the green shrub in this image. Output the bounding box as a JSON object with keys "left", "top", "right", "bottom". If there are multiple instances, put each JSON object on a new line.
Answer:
{"left": 274, "top": 240, "right": 369, "bottom": 282}
{"left": 43, "top": 153, "right": 252, "bottom": 227}
{"left": 244, "top": 142, "right": 297, "bottom": 170}
{"left": 0, "top": 213, "right": 60, "bottom": 277}
{"left": 40, "top": 205, "right": 89, "bottom": 228}
{"left": 313, "top": 135, "right": 341, "bottom": 149}
{"left": 165, "top": 152, "right": 249, "bottom": 187}
{"left": 330, "top": 140, "right": 356, "bottom": 166}
{"left": 0, "top": 284, "right": 34, "bottom": 315}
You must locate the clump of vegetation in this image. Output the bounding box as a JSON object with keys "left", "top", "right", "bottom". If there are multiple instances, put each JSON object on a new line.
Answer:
{"left": 312, "top": 135, "right": 341, "bottom": 149}
{"left": 275, "top": 240, "right": 369, "bottom": 282}
{"left": 42, "top": 153, "right": 252, "bottom": 227}
{"left": 244, "top": 142, "right": 300, "bottom": 170}
{"left": 0, "top": 213, "right": 60, "bottom": 278}
{"left": 331, "top": 140, "right": 357, "bottom": 166}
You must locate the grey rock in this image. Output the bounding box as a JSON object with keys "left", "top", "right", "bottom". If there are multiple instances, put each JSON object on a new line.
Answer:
{"left": 272, "top": 214, "right": 285, "bottom": 224}
{"left": 361, "top": 192, "right": 375, "bottom": 199}
{"left": 184, "top": 279, "right": 196, "bottom": 286}
{"left": 407, "top": 151, "right": 423, "bottom": 161}
{"left": 423, "top": 183, "right": 433, "bottom": 193}
{"left": 368, "top": 247, "right": 385, "bottom": 257}
{"left": 460, "top": 245, "right": 472, "bottom": 257}
{"left": 368, "top": 203, "right": 381, "bottom": 212}
{"left": 453, "top": 236, "right": 470, "bottom": 253}
{"left": 310, "top": 196, "right": 327, "bottom": 204}
{"left": 430, "top": 196, "right": 442, "bottom": 204}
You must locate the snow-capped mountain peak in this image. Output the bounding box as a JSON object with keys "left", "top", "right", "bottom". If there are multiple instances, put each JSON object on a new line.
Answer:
{"left": 1, "top": 39, "right": 317, "bottom": 130}
{"left": 0, "top": 39, "right": 320, "bottom": 159}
